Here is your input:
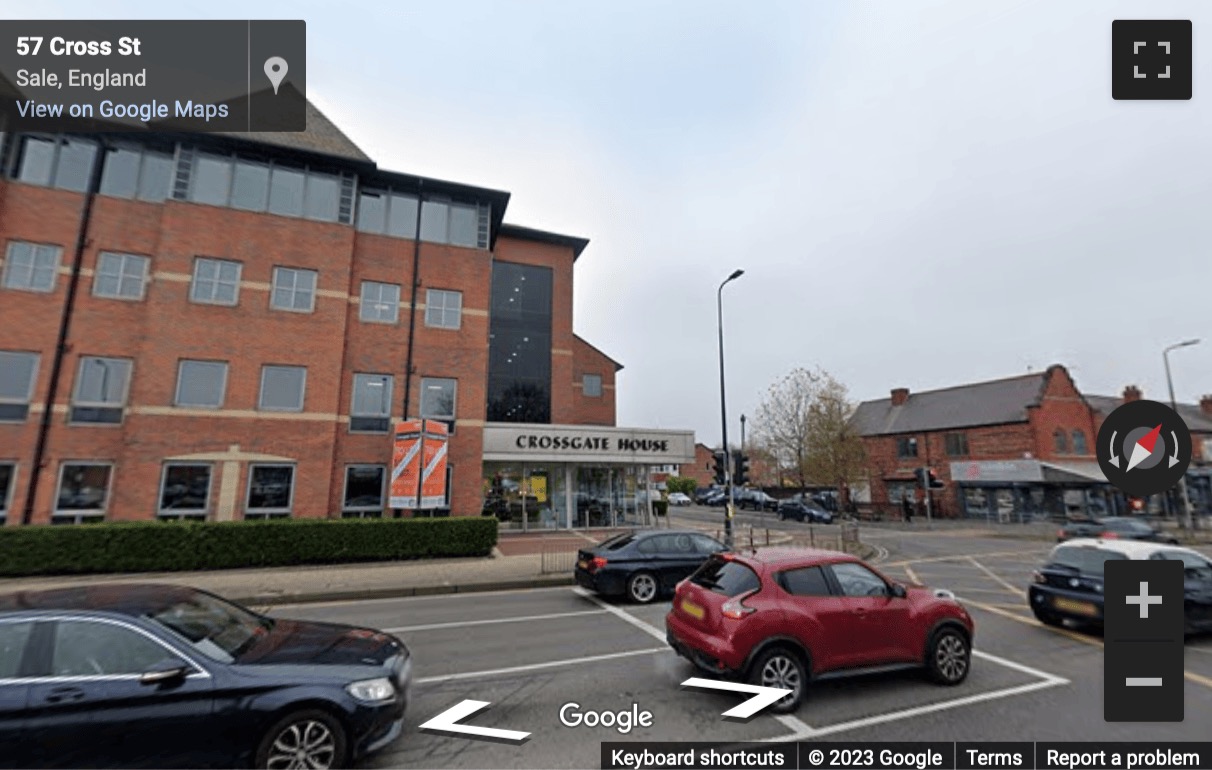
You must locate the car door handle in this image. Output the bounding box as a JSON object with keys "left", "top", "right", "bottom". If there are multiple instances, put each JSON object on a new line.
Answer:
{"left": 44, "top": 686, "right": 87, "bottom": 703}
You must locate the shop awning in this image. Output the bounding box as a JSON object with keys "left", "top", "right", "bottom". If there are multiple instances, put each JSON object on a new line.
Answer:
{"left": 950, "top": 459, "right": 1109, "bottom": 484}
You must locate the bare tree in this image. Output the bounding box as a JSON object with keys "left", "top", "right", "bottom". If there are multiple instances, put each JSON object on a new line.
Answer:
{"left": 752, "top": 367, "right": 866, "bottom": 494}
{"left": 804, "top": 373, "right": 867, "bottom": 498}
{"left": 752, "top": 368, "right": 820, "bottom": 490}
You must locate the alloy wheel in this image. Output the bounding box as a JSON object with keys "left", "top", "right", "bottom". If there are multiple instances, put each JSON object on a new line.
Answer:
{"left": 759, "top": 653, "right": 802, "bottom": 703}
{"left": 629, "top": 573, "right": 658, "bottom": 603}
{"left": 935, "top": 634, "right": 968, "bottom": 683}
{"left": 266, "top": 719, "right": 338, "bottom": 770}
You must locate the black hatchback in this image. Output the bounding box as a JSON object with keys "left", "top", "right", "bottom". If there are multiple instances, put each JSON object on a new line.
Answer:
{"left": 574, "top": 530, "right": 728, "bottom": 603}
{"left": 0, "top": 584, "right": 413, "bottom": 769}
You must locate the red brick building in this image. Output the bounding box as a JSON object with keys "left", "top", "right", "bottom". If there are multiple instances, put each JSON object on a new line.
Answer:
{"left": 851, "top": 365, "right": 1212, "bottom": 521}
{"left": 0, "top": 109, "right": 693, "bottom": 528}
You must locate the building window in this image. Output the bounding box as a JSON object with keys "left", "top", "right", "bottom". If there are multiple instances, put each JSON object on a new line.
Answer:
{"left": 425, "top": 289, "right": 462, "bottom": 329}
{"left": 342, "top": 465, "right": 386, "bottom": 517}
{"left": 54, "top": 463, "right": 112, "bottom": 523}
{"left": 356, "top": 190, "right": 420, "bottom": 239}
{"left": 268, "top": 166, "right": 305, "bottom": 217}
{"left": 1072, "top": 430, "right": 1088, "bottom": 455}
{"left": 351, "top": 374, "right": 393, "bottom": 433}
{"left": 175, "top": 360, "right": 228, "bottom": 408}
{"left": 359, "top": 281, "right": 400, "bottom": 324}
{"left": 14, "top": 135, "right": 97, "bottom": 192}
{"left": 415, "top": 199, "right": 486, "bottom": 247}
{"left": 304, "top": 171, "right": 340, "bottom": 222}
{"left": 230, "top": 160, "right": 270, "bottom": 211}
{"left": 180, "top": 149, "right": 351, "bottom": 224}
{"left": 3, "top": 241, "right": 62, "bottom": 293}
{"left": 158, "top": 464, "right": 211, "bottom": 519}
{"left": 259, "top": 366, "right": 306, "bottom": 412}
{"left": 245, "top": 464, "right": 294, "bottom": 518}
{"left": 190, "top": 257, "right": 242, "bottom": 305}
{"left": 0, "top": 463, "right": 14, "bottom": 522}
{"left": 0, "top": 351, "right": 38, "bottom": 422}
{"left": 93, "top": 252, "right": 149, "bottom": 300}
{"left": 583, "top": 374, "right": 603, "bottom": 398}
{"left": 270, "top": 267, "right": 317, "bottom": 312}
{"left": 70, "top": 357, "right": 131, "bottom": 424}
{"left": 487, "top": 261, "right": 553, "bottom": 423}
{"left": 420, "top": 377, "right": 457, "bottom": 430}
{"left": 944, "top": 432, "right": 969, "bottom": 457}
{"left": 99, "top": 144, "right": 175, "bottom": 202}
{"left": 896, "top": 437, "right": 918, "bottom": 459}
{"left": 1054, "top": 429, "right": 1069, "bottom": 454}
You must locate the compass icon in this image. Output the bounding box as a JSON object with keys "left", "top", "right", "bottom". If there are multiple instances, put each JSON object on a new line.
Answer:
{"left": 1096, "top": 400, "right": 1192, "bottom": 497}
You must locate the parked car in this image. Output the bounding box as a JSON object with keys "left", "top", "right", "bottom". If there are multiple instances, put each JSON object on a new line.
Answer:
{"left": 777, "top": 500, "right": 834, "bottom": 524}
{"left": 0, "top": 584, "right": 412, "bottom": 769}
{"left": 668, "top": 492, "right": 692, "bottom": 506}
{"left": 1056, "top": 516, "right": 1178, "bottom": 544}
{"left": 738, "top": 489, "right": 778, "bottom": 512}
{"left": 695, "top": 487, "right": 721, "bottom": 505}
{"left": 704, "top": 491, "right": 728, "bottom": 507}
{"left": 1028, "top": 538, "right": 1212, "bottom": 633}
{"left": 666, "top": 548, "right": 974, "bottom": 713}
{"left": 575, "top": 530, "right": 728, "bottom": 603}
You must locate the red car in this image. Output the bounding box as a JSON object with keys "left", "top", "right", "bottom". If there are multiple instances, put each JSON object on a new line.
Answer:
{"left": 665, "top": 548, "right": 975, "bottom": 712}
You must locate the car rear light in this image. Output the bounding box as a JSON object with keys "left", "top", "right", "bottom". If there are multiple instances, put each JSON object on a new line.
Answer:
{"left": 1032, "top": 570, "right": 1045, "bottom": 584}
{"left": 589, "top": 556, "right": 608, "bottom": 571}
{"left": 721, "top": 589, "right": 758, "bottom": 619}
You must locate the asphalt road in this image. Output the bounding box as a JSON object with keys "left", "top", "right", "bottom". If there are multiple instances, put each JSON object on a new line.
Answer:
{"left": 266, "top": 513, "right": 1212, "bottom": 769}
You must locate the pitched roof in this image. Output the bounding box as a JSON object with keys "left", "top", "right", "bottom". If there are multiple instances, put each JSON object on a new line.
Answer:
{"left": 851, "top": 370, "right": 1050, "bottom": 436}
{"left": 217, "top": 92, "right": 372, "bottom": 163}
{"left": 573, "top": 333, "right": 624, "bottom": 372}
{"left": 1087, "top": 395, "right": 1212, "bottom": 433}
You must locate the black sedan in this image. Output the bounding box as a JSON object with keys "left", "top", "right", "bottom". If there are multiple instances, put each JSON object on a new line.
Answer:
{"left": 575, "top": 530, "right": 728, "bottom": 603}
{"left": 1056, "top": 516, "right": 1178, "bottom": 544}
{"left": 0, "top": 584, "right": 412, "bottom": 769}
{"left": 776, "top": 500, "right": 834, "bottom": 523}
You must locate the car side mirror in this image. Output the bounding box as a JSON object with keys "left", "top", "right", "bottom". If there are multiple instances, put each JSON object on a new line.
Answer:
{"left": 890, "top": 583, "right": 907, "bottom": 599}
{"left": 139, "top": 658, "right": 192, "bottom": 686}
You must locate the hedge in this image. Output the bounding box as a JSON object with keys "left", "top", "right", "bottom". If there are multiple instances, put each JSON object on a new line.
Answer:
{"left": 0, "top": 516, "right": 499, "bottom": 577}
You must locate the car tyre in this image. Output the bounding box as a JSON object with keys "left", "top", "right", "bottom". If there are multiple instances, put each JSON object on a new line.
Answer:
{"left": 926, "top": 627, "right": 970, "bottom": 686}
{"left": 749, "top": 646, "right": 806, "bottom": 713}
{"left": 777, "top": 511, "right": 786, "bottom": 521}
{"left": 255, "top": 709, "right": 348, "bottom": 770}
{"left": 627, "top": 571, "right": 659, "bottom": 604}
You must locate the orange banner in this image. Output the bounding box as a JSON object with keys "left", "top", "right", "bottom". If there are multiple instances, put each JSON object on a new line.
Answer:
{"left": 420, "top": 419, "right": 449, "bottom": 508}
{"left": 390, "top": 420, "right": 423, "bottom": 509}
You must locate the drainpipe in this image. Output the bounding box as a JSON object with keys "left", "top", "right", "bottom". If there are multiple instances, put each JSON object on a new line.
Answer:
{"left": 402, "top": 181, "right": 423, "bottom": 418}
{"left": 23, "top": 136, "right": 106, "bottom": 525}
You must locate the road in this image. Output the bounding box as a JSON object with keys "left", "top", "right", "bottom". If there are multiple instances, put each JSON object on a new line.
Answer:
{"left": 264, "top": 511, "right": 1212, "bottom": 769}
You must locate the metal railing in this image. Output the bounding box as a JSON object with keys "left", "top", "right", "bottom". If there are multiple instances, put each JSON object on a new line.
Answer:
{"left": 540, "top": 545, "right": 579, "bottom": 574}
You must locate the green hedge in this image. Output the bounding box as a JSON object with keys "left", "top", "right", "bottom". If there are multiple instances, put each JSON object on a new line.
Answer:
{"left": 0, "top": 516, "right": 498, "bottom": 577}
{"left": 653, "top": 500, "right": 669, "bottom": 517}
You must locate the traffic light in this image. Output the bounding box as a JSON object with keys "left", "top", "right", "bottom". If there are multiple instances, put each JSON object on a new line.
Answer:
{"left": 733, "top": 451, "right": 751, "bottom": 487}
{"left": 914, "top": 467, "right": 945, "bottom": 489}
{"left": 712, "top": 452, "right": 728, "bottom": 485}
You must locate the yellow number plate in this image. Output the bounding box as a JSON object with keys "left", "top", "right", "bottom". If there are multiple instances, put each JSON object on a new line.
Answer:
{"left": 681, "top": 599, "right": 704, "bottom": 619}
{"left": 577, "top": 560, "right": 588, "bottom": 570}
{"left": 1054, "top": 597, "right": 1098, "bottom": 616}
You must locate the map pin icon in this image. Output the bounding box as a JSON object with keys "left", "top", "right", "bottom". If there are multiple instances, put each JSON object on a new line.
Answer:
{"left": 264, "top": 56, "right": 288, "bottom": 95}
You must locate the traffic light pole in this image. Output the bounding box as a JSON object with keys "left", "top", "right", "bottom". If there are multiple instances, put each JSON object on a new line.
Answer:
{"left": 921, "top": 466, "right": 933, "bottom": 528}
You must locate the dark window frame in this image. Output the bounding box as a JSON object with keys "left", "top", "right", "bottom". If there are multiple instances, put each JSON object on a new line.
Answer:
{"left": 896, "top": 436, "right": 919, "bottom": 459}
{"left": 157, "top": 463, "right": 213, "bottom": 519}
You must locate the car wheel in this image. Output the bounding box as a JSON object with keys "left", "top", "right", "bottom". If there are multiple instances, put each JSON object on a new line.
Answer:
{"left": 777, "top": 511, "right": 785, "bottom": 521}
{"left": 749, "top": 646, "right": 806, "bottom": 713}
{"left": 627, "top": 571, "right": 659, "bottom": 604}
{"left": 926, "top": 627, "right": 970, "bottom": 686}
{"left": 256, "top": 709, "right": 347, "bottom": 770}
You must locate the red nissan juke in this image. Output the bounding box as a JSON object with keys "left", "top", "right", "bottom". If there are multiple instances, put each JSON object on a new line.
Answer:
{"left": 665, "top": 547, "right": 975, "bottom": 712}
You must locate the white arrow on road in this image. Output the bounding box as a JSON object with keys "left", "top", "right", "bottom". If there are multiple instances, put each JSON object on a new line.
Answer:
{"left": 418, "top": 700, "right": 530, "bottom": 744}
{"left": 1108, "top": 431, "right": 1120, "bottom": 468}
{"left": 681, "top": 677, "right": 792, "bottom": 719}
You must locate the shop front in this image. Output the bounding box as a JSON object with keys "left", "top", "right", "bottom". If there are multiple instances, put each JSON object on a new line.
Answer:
{"left": 481, "top": 424, "right": 696, "bottom": 531}
{"left": 951, "top": 459, "right": 1119, "bottom": 522}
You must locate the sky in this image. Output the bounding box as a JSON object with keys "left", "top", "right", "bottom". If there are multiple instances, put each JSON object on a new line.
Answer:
{"left": 14, "top": 0, "right": 1212, "bottom": 446}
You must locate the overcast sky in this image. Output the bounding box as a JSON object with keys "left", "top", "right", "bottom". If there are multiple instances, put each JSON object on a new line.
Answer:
{"left": 21, "top": 0, "right": 1212, "bottom": 446}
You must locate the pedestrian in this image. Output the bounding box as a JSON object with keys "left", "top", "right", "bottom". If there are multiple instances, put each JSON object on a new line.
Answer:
{"left": 902, "top": 495, "right": 913, "bottom": 523}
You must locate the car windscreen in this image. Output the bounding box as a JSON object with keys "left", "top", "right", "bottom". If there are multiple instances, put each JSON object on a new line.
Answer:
{"left": 1049, "top": 546, "right": 1129, "bottom": 576}
{"left": 1164, "top": 551, "right": 1212, "bottom": 577}
{"left": 690, "top": 557, "right": 760, "bottom": 596}
{"left": 145, "top": 591, "right": 274, "bottom": 663}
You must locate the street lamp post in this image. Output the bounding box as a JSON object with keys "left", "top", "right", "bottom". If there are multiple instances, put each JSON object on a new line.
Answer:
{"left": 1164, "top": 339, "right": 1201, "bottom": 533}
{"left": 717, "top": 269, "right": 744, "bottom": 548}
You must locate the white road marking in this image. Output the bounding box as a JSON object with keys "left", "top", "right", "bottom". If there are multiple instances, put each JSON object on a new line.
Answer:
{"left": 267, "top": 585, "right": 573, "bottom": 610}
{"left": 416, "top": 647, "right": 667, "bottom": 684}
{"left": 967, "top": 557, "right": 1027, "bottom": 597}
{"left": 385, "top": 609, "right": 606, "bottom": 633}
{"left": 883, "top": 549, "right": 1046, "bottom": 568}
{"left": 573, "top": 587, "right": 668, "bottom": 642}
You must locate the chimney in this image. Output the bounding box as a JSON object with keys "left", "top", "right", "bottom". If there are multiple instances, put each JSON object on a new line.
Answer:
{"left": 1123, "top": 385, "right": 1142, "bottom": 403}
{"left": 1201, "top": 395, "right": 1212, "bottom": 416}
{"left": 891, "top": 388, "right": 909, "bottom": 406}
